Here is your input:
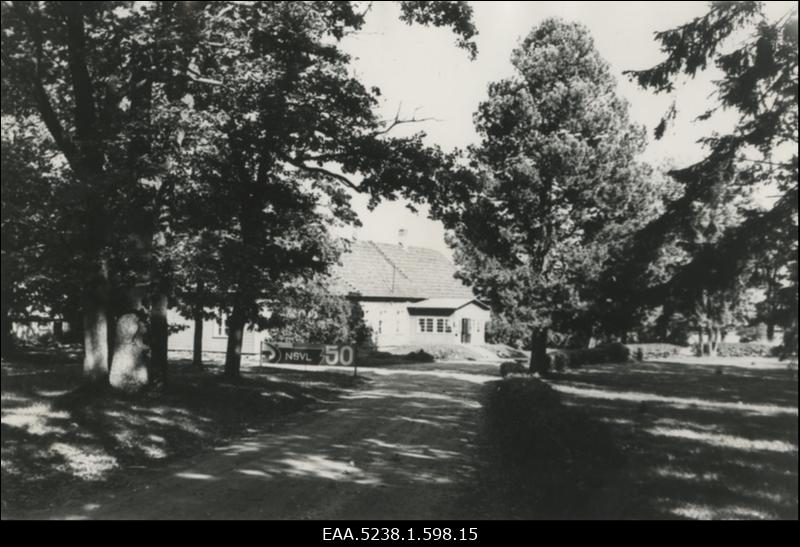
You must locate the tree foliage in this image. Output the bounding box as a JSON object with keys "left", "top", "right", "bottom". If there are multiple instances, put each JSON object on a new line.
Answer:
{"left": 1, "top": 1, "right": 478, "bottom": 383}
{"left": 265, "top": 278, "right": 373, "bottom": 347}
{"left": 440, "top": 19, "right": 660, "bottom": 371}
{"left": 1, "top": 115, "right": 84, "bottom": 353}
{"left": 624, "top": 1, "right": 798, "bottom": 356}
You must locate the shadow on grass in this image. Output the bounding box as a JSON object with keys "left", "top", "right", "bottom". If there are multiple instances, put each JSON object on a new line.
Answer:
{"left": 543, "top": 360, "right": 798, "bottom": 519}
{"left": 473, "top": 377, "right": 633, "bottom": 519}
{"left": 1, "top": 351, "right": 362, "bottom": 517}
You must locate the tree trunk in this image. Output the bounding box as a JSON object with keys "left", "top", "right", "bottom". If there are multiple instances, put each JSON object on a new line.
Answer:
{"left": 528, "top": 328, "right": 549, "bottom": 375}
{"left": 766, "top": 322, "right": 775, "bottom": 342}
{"left": 658, "top": 304, "right": 673, "bottom": 341}
{"left": 224, "top": 306, "right": 246, "bottom": 378}
{"left": 708, "top": 327, "right": 719, "bottom": 357}
{"left": 192, "top": 309, "right": 204, "bottom": 368}
{"left": 149, "top": 292, "right": 168, "bottom": 386}
{"left": 109, "top": 288, "right": 148, "bottom": 391}
{"left": 1, "top": 295, "right": 14, "bottom": 359}
{"left": 107, "top": 309, "right": 115, "bottom": 370}
{"left": 697, "top": 326, "right": 704, "bottom": 356}
{"left": 83, "top": 276, "right": 109, "bottom": 382}
{"left": 53, "top": 320, "right": 63, "bottom": 341}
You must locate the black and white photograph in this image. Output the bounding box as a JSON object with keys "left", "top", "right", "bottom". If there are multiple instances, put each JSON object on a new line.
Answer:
{"left": 1, "top": 1, "right": 797, "bottom": 523}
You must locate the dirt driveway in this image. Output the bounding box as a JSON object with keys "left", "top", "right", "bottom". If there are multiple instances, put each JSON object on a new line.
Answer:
{"left": 35, "top": 362, "right": 501, "bottom": 520}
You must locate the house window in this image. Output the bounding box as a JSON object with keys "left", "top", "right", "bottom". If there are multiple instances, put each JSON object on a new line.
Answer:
{"left": 418, "top": 316, "right": 450, "bottom": 333}
{"left": 213, "top": 311, "right": 228, "bottom": 338}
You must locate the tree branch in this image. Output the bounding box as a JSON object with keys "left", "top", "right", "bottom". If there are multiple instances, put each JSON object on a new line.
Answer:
{"left": 285, "top": 158, "right": 361, "bottom": 191}
{"left": 9, "top": 2, "right": 77, "bottom": 164}
{"left": 374, "top": 104, "right": 442, "bottom": 135}
{"left": 64, "top": 4, "right": 98, "bottom": 145}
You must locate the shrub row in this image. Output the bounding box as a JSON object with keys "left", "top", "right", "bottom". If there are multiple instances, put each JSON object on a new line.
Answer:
{"left": 546, "top": 342, "right": 630, "bottom": 372}
{"left": 404, "top": 349, "right": 436, "bottom": 362}
{"left": 626, "top": 343, "right": 685, "bottom": 360}
{"left": 360, "top": 348, "right": 435, "bottom": 365}
{"left": 711, "top": 342, "right": 778, "bottom": 358}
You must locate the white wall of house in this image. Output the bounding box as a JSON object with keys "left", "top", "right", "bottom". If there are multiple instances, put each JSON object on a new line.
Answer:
{"left": 361, "top": 301, "right": 413, "bottom": 347}
{"left": 452, "top": 302, "right": 491, "bottom": 345}
{"left": 167, "top": 299, "right": 491, "bottom": 355}
{"left": 167, "top": 309, "right": 262, "bottom": 355}
{"left": 362, "top": 300, "right": 491, "bottom": 347}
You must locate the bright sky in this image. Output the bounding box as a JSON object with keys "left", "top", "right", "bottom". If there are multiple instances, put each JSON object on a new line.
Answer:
{"left": 337, "top": 0, "right": 795, "bottom": 257}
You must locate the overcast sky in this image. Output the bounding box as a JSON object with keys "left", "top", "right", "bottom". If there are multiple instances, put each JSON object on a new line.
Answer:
{"left": 335, "top": 0, "right": 795, "bottom": 257}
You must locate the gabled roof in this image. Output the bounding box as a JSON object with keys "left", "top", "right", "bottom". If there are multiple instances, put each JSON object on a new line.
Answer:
{"left": 406, "top": 298, "right": 489, "bottom": 311}
{"left": 329, "top": 241, "right": 475, "bottom": 300}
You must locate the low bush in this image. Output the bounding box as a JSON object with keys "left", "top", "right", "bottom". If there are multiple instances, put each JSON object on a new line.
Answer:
{"left": 544, "top": 342, "right": 630, "bottom": 372}
{"left": 404, "top": 349, "right": 435, "bottom": 363}
{"left": 359, "top": 348, "right": 436, "bottom": 365}
{"left": 715, "top": 342, "right": 775, "bottom": 358}
{"left": 482, "top": 377, "right": 627, "bottom": 518}
{"left": 603, "top": 342, "right": 631, "bottom": 363}
{"left": 499, "top": 360, "right": 527, "bottom": 377}
{"left": 548, "top": 351, "right": 570, "bottom": 372}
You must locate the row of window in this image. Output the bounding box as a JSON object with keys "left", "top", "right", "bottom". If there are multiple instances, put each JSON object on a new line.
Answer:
{"left": 418, "top": 317, "right": 453, "bottom": 334}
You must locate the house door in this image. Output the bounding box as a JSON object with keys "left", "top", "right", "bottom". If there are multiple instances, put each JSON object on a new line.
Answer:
{"left": 461, "top": 318, "right": 471, "bottom": 344}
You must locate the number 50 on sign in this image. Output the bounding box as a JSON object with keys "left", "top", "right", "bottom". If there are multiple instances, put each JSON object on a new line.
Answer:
{"left": 324, "top": 345, "right": 355, "bottom": 366}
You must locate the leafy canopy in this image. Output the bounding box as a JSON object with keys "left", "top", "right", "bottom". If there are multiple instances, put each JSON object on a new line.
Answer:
{"left": 441, "top": 19, "right": 656, "bottom": 342}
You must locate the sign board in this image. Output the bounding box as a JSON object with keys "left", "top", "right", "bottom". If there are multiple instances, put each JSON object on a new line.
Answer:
{"left": 259, "top": 342, "right": 356, "bottom": 367}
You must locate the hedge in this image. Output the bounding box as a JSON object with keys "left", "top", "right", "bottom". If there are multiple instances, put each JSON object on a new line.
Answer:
{"left": 546, "top": 342, "right": 630, "bottom": 372}
{"left": 626, "top": 343, "right": 685, "bottom": 360}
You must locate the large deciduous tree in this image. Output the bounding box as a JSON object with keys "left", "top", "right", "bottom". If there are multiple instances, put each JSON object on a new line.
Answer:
{"left": 2, "top": 1, "right": 477, "bottom": 385}
{"left": 2, "top": 1, "right": 210, "bottom": 388}
{"left": 166, "top": 1, "right": 477, "bottom": 377}
{"left": 441, "top": 19, "right": 653, "bottom": 373}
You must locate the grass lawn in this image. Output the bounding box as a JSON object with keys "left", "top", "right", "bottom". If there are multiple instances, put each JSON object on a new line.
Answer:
{"left": 477, "top": 357, "right": 797, "bottom": 519}
{"left": 1, "top": 348, "right": 362, "bottom": 519}
{"left": 541, "top": 358, "right": 798, "bottom": 519}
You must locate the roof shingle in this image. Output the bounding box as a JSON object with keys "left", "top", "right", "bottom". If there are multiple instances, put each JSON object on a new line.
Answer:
{"left": 329, "top": 241, "right": 474, "bottom": 300}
